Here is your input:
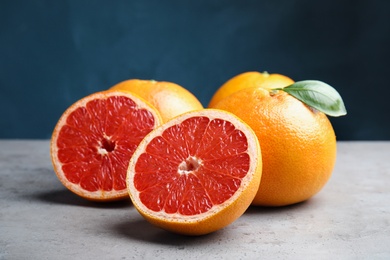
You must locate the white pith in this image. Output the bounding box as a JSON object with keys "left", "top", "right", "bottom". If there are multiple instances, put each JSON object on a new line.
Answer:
{"left": 178, "top": 155, "right": 202, "bottom": 175}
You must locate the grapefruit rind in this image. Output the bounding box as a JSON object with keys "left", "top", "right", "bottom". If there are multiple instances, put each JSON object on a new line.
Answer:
{"left": 212, "top": 86, "right": 336, "bottom": 206}
{"left": 50, "top": 90, "right": 162, "bottom": 201}
{"left": 110, "top": 79, "right": 204, "bottom": 123}
{"left": 126, "top": 109, "right": 262, "bottom": 235}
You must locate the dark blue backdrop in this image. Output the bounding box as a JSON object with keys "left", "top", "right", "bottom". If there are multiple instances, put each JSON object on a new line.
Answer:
{"left": 1, "top": 0, "right": 389, "bottom": 139}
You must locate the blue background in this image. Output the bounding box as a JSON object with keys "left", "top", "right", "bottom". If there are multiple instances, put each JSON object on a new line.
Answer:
{"left": 1, "top": 0, "right": 389, "bottom": 139}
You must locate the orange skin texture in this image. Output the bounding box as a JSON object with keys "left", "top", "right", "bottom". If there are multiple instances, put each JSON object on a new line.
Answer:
{"left": 212, "top": 87, "right": 337, "bottom": 206}
{"left": 208, "top": 71, "right": 294, "bottom": 107}
{"left": 111, "top": 79, "right": 204, "bottom": 123}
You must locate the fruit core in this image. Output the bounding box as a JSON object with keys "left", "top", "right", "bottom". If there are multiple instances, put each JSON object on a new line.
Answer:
{"left": 178, "top": 156, "right": 202, "bottom": 175}
{"left": 98, "top": 137, "right": 116, "bottom": 155}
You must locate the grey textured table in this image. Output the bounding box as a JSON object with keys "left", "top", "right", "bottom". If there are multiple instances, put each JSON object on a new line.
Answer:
{"left": 1, "top": 140, "right": 389, "bottom": 259}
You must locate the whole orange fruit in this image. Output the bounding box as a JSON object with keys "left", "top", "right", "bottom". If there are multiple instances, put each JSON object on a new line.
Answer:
{"left": 110, "top": 79, "right": 203, "bottom": 122}
{"left": 208, "top": 71, "right": 294, "bottom": 107}
{"left": 211, "top": 86, "right": 337, "bottom": 206}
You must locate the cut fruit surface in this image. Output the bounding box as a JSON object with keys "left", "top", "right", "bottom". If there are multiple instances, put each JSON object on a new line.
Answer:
{"left": 127, "top": 109, "right": 262, "bottom": 235}
{"left": 51, "top": 90, "right": 162, "bottom": 201}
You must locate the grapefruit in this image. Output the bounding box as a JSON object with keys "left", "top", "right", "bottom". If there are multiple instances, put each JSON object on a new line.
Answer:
{"left": 211, "top": 86, "right": 337, "bottom": 206}
{"left": 208, "top": 71, "right": 294, "bottom": 107}
{"left": 127, "top": 109, "right": 262, "bottom": 235}
{"left": 110, "top": 79, "right": 203, "bottom": 122}
{"left": 51, "top": 90, "right": 162, "bottom": 201}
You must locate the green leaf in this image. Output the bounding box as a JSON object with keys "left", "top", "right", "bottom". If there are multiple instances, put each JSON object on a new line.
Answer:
{"left": 275, "top": 80, "right": 347, "bottom": 117}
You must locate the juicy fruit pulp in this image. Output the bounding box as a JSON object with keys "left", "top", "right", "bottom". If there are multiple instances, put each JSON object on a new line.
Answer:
{"left": 127, "top": 109, "right": 262, "bottom": 235}
{"left": 135, "top": 117, "right": 249, "bottom": 214}
{"left": 51, "top": 91, "right": 161, "bottom": 201}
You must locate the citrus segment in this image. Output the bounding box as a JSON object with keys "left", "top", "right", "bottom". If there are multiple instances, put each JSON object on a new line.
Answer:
{"left": 110, "top": 79, "right": 204, "bottom": 122}
{"left": 51, "top": 90, "right": 162, "bottom": 201}
{"left": 127, "top": 109, "right": 262, "bottom": 235}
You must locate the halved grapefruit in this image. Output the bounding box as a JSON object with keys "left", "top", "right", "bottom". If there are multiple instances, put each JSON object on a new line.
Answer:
{"left": 127, "top": 109, "right": 262, "bottom": 235}
{"left": 51, "top": 90, "right": 162, "bottom": 201}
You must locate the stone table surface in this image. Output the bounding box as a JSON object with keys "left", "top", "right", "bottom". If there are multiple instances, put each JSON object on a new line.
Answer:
{"left": 1, "top": 140, "right": 389, "bottom": 259}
